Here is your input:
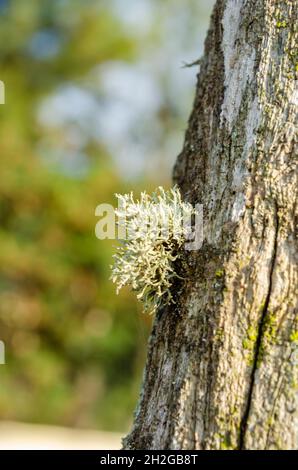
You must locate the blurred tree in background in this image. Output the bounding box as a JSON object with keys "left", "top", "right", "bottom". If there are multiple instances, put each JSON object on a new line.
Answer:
{"left": 0, "top": 0, "right": 213, "bottom": 431}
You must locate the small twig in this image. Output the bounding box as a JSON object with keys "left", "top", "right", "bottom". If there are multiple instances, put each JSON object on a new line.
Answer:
{"left": 181, "top": 58, "right": 202, "bottom": 68}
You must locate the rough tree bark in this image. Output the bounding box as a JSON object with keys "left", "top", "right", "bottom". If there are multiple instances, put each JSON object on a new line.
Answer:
{"left": 124, "top": 0, "right": 297, "bottom": 450}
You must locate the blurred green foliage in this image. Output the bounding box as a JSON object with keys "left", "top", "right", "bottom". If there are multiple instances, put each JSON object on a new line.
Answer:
{"left": 0, "top": 0, "right": 212, "bottom": 432}
{"left": 0, "top": 0, "right": 152, "bottom": 431}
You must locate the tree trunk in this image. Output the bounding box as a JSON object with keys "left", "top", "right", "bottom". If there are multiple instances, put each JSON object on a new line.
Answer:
{"left": 124, "top": 0, "right": 297, "bottom": 450}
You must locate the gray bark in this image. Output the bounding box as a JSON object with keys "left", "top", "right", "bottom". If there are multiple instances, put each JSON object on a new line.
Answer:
{"left": 124, "top": 0, "right": 298, "bottom": 450}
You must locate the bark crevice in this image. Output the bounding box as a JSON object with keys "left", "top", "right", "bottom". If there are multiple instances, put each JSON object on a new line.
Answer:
{"left": 239, "top": 200, "right": 280, "bottom": 449}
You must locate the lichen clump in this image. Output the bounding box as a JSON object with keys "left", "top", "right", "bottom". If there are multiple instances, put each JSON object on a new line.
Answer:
{"left": 111, "top": 186, "right": 195, "bottom": 314}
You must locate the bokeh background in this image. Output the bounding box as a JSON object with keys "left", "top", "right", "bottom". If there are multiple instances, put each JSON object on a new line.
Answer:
{"left": 0, "top": 0, "right": 214, "bottom": 436}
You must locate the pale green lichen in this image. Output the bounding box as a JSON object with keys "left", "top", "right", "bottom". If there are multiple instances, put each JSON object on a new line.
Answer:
{"left": 257, "top": 311, "right": 279, "bottom": 367}
{"left": 276, "top": 20, "right": 287, "bottom": 29}
{"left": 289, "top": 331, "right": 298, "bottom": 343}
{"left": 262, "top": 311, "right": 278, "bottom": 345}
{"left": 214, "top": 432, "right": 236, "bottom": 450}
{"left": 215, "top": 269, "right": 224, "bottom": 278}
{"left": 243, "top": 325, "right": 258, "bottom": 366}
{"left": 111, "top": 186, "right": 196, "bottom": 314}
{"left": 220, "top": 440, "right": 235, "bottom": 451}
